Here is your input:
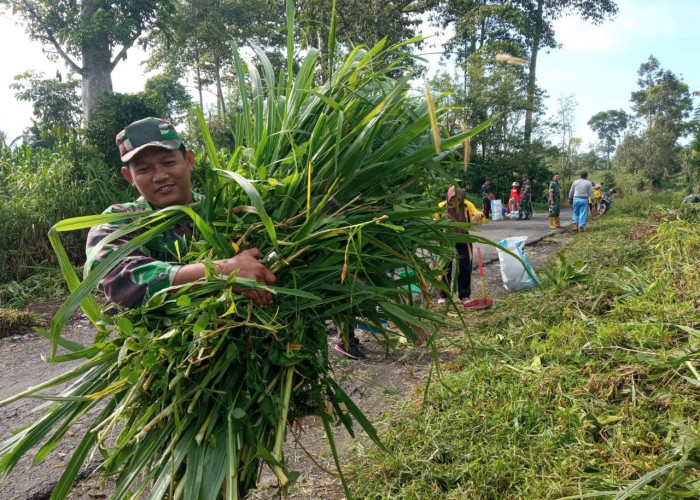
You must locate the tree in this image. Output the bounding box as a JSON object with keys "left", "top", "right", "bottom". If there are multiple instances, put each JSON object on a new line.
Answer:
{"left": 145, "top": 0, "right": 284, "bottom": 115}
{"left": 142, "top": 72, "right": 193, "bottom": 123}
{"left": 631, "top": 55, "right": 693, "bottom": 135}
{"left": 84, "top": 92, "right": 169, "bottom": 168}
{"left": 9, "top": 0, "right": 173, "bottom": 122}
{"left": 587, "top": 109, "right": 628, "bottom": 169}
{"left": 435, "top": 0, "right": 618, "bottom": 151}
{"left": 10, "top": 71, "right": 82, "bottom": 145}
{"left": 617, "top": 56, "right": 693, "bottom": 184}
{"left": 553, "top": 93, "right": 576, "bottom": 175}
{"left": 514, "top": 0, "right": 618, "bottom": 148}
{"left": 297, "top": 0, "right": 437, "bottom": 81}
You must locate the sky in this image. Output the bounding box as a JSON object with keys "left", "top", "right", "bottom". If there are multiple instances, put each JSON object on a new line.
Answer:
{"left": 1, "top": 0, "right": 699, "bottom": 149}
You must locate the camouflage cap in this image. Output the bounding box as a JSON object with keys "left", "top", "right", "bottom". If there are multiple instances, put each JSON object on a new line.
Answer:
{"left": 116, "top": 117, "right": 182, "bottom": 163}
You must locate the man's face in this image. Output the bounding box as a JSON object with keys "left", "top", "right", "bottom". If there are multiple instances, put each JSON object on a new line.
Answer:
{"left": 486, "top": 180, "right": 491, "bottom": 185}
{"left": 522, "top": 176, "right": 527, "bottom": 182}
{"left": 121, "top": 146, "right": 194, "bottom": 208}
{"left": 554, "top": 174, "right": 560, "bottom": 182}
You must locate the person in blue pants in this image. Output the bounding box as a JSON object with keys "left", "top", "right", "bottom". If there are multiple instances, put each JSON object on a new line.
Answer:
{"left": 568, "top": 171, "right": 594, "bottom": 232}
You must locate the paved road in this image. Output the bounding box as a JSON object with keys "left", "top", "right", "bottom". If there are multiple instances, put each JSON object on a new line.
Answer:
{"left": 471, "top": 206, "right": 573, "bottom": 266}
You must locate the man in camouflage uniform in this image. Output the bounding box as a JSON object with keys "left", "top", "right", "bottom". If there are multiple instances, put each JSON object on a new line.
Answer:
{"left": 548, "top": 172, "right": 561, "bottom": 228}
{"left": 86, "top": 117, "right": 275, "bottom": 309}
{"left": 518, "top": 173, "right": 532, "bottom": 220}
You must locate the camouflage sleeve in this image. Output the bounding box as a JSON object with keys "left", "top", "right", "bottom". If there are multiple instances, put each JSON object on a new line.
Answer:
{"left": 85, "top": 204, "right": 181, "bottom": 308}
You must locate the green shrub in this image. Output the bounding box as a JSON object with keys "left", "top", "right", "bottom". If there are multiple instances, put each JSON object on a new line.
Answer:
{"left": 83, "top": 92, "right": 169, "bottom": 168}
{"left": 0, "top": 141, "right": 131, "bottom": 283}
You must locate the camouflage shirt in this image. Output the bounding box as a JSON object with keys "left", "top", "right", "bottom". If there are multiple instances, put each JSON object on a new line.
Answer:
{"left": 520, "top": 179, "right": 531, "bottom": 201}
{"left": 85, "top": 192, "right": 203, "bottom": 308}
{"left": 548, "top": 180, "right": 560, "bottom": 204}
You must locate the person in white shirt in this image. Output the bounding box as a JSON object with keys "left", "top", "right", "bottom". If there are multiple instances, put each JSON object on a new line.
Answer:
{"left": 568, "top": 171, "right": 595, "bottom": 232}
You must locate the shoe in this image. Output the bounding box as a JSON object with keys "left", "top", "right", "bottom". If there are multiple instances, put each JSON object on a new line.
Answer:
{"left": 334, "top": 342, "right": 365, "bottom": 359}
{"left": 461, "top": 297, "right": 471, "bottom": 307}
{"left": 548, "top": 217, "right": 556, "bottom": 229}
{"left": 437, "top": 297, "right": 446, "bottom": 306}
{"left": 572, "top": 223, "right": 578, "bottom": 231}
{"left": 555, "top": 216, "right": 561, "bottom": 228}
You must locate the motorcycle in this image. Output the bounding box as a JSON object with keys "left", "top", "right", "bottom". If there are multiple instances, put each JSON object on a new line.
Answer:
{"left": 597, "top": 188, "right": 617, "bottom": 216}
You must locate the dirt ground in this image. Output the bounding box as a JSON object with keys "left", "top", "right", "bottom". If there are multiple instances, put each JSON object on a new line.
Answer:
{"left": 0, "top": 228, "right": 575, "bottom": 500}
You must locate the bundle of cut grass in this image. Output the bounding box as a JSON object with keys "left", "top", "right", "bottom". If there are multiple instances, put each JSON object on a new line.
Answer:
{"left": 0, "top": 5, "right": 493, "bottom": 498}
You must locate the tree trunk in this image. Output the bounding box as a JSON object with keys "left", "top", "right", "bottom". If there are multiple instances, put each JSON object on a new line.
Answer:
{"left": 524, "top": 0, "right": 544, "bottom": 149}
{"left": 316, "top": 28, "right": 328, "bottom": 83}
{"left": 195, "top": 47, "right": 204, "bottom": 110}
{"left": 214, "top": 56, "right": 227, "bottom": 117}
{"left": 81, "top": 0, "right": 114, "bottom": 122}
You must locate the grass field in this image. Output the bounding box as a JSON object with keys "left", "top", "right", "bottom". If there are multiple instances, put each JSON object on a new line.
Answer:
{"left": 347, "top": 195, "right": 700, "bottom": 499}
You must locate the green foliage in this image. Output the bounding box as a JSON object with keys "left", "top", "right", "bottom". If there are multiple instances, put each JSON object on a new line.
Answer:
{"left": 142, "top": 72, "right": 194, "bottom": 123}
{"left": 83, "top": 92, "right": 169, "bottom": 168}
{"left": 0, "top": 268, "right": 69, "bottom": 309}
{"left": 588, "top": 109, "right": 629, "bottom": 169}
{"left": 348, "top": 210, "right": 700, "bottom": 499}
{"left": 614, "top": 189, "right": 684, "bottom": 216}
{"left": 617, "top": 56, "right": 694, "bottom": 185}
{"left": 0, "top": 141, "right": 128, "bottom": 283}
{"left": 541, "top": 252, "right": 588, "bottom": 289}
{"left": 11, "top": 0, "right": 175, "bottom": 120}
{"left": 10, "top": 71, "right": 82, "bottom": 145}
{"left": 296, "top": 0, "right": 435, "bottom": 80}
{"left": 145, "top": 0, "right": 285, "bottom": 114}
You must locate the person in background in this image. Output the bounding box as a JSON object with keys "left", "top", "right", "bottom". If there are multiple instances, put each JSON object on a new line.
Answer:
{"left": 333, "top": 322, "right": 365, "bottom": 359}
{"left": 568, "top": 171, "right": 595, "bottom": 232}
{"left": 435, "top": 185, "right": 484, "bottom": 307}
{"left": 481, "top": 178, "right": 494, "bottom": 220}
{"left": 548, "top": 172, "right": 562, "bottom": 229}
{"left": 85, "top": 117, "right": 276, "bottom": 309}
{"left": 592, "top": 182, "right": 602, "bottom": 217}
{"left": 518, "top": 174, "right": 532, "bottom": 220}
{"left": 507, "top": 181, "right": 521, "bottom": 216}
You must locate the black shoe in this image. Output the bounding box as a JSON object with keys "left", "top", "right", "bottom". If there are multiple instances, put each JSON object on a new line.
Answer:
{"left": 334, "top": 341, "right": 366, "bottom": 359}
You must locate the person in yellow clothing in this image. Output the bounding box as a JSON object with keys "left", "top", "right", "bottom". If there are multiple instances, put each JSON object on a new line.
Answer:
{"left": 435, "top": 185, "right": 484, "bottom": 306}
{"left": 592, "top": 183, "right": 602, "bottom": 217}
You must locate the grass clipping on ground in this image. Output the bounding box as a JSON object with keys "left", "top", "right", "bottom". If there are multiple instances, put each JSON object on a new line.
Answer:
{"left": 349, "top": 208, "right": 700, "bottom": 499}
{"left": 0, "top": 308, "right": 39, "bottom": 337}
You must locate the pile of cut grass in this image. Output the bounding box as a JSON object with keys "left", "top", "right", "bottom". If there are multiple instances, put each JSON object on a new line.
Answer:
{"left": 348, "top": 207, "right": 700, "bottom": 499}
{"left": 0, "top": 309, "right": 40, "bottom": 338}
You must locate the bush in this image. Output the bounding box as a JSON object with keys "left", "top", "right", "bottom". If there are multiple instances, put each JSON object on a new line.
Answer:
{"left": 614, "top": 190, "right": 684, "bottom": 217}
{"left": 83, "top": 92, "right": 169, "bottom": 168}
{"left": 0, "top": 141, "right": 131, "bottom": 283}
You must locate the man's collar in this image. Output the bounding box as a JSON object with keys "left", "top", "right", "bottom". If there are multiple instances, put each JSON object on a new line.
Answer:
{"left": 136, "top": 191, "right": 203, "bottom": 210}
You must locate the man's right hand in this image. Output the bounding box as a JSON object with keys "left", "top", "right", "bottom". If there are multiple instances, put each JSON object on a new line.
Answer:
{"left": 216, "top": 248, "right": 276, "bottom": 307}
{"left": 173, "top": 248, "right": 277, "bottom": 307}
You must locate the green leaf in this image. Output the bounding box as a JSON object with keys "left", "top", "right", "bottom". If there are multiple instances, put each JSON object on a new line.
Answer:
{"left": 118, "top": 317, "right": 134, "bottom": 336}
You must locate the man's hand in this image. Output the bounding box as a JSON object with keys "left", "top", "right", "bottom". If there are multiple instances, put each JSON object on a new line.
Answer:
{"left": 216, "top": 248, "right": 276, "bottom": 307}
{"left": 173, "top": 248, "right": 276, "bottom": 307}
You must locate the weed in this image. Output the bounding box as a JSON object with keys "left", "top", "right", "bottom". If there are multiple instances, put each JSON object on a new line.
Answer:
{"left": 0, "top": 267, "right": 69, "bottom": 308}
{"left": 541, "top": 252, "right": 588, "bottom": 290}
